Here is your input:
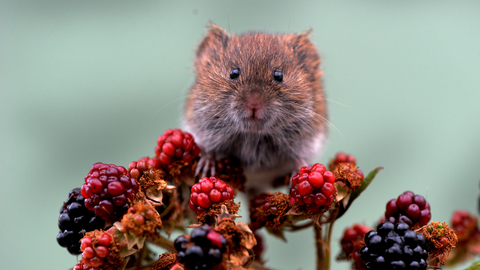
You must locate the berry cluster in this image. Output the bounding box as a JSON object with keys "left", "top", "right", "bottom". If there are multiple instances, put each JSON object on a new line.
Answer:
{"left": 340, "top": 224, "right": 372, "bottom": 264}
{"left": 385, "top": 191, "right": 431, "bottom": 228}
{"left": 290, "top": 163, "right": 336, "bottom": 214}
{"left": 81, "top": 232, "right": 115, "bottom": 268}
{"left": 128, "top": 156, "right": 161, "bottom": 180}
{"left": 212, "top": 157, "right": 246, "bottom": 192}
{"left": 451, "top": 210, "right": 478, "bottom": 242}
{"left": 360, "top": 221, "right": 428, "bottom": 269}
{"left": 329, "top": 152, "right": 357, "bottom": 170}
{"left": 155, "top": 129, "right": 201, "bottom": 167}
{"left": 174, "top": 225, "right": 227, "bottom": 270}
{"left": 121, "top": 201, "right": 162, "bottom": 237}
{"left": 331, "top": 162, "right": 364, "bottom": 191}
{"left": 73, "top": 262, "right": 100, "bottom": 270}
{"left": 189, "top": 176, "right": 234, "bottom": 215}
{"left": 250, "top": 192, "right": 290, "bottom": 231}
{"left": 57, "top": 188, "right": 105, "bottom": 255}
{"left": 81, "top": 163, "right": 139, "bottom": 222}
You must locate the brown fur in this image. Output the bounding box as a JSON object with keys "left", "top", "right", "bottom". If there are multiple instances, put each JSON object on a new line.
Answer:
{"left": 184, "top": 24, "right": 328, "bottom": 190}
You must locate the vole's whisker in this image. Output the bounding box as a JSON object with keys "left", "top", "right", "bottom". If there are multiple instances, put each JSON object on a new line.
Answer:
{"left": 324, "top": 98, "right": 351, "bottom": 108}
{"left": 151, "top": 94, "right": 188, "bottom": 117}
{"left": 301, "top": 107, "right": 344, "bottom": 138}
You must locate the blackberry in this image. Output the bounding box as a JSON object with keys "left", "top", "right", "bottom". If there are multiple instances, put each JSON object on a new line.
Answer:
{"left": 73, "top": 262, "right": 100, "bottom": 270}
{"left": 154, "top": 129, "right": 201, "bottom": 167}
{"left": 385, "top": 191, "right": 431, "bottom": 228}
{"left": 212, "top": 157, "right": 246, "bottom": 192}
{"left": 174, "top": 225, "right": 227, "bottom": 270}
{"left": 81, "top": 162, "right": 139, "bottom": 222}
{"left": 128, "top": 156, "right": 161, "bottom": 180}
{"left": 57, "top": 188, "right": 105, "bottom": 255}
{"left": 328, "top": 152, "right": 357, "bottom": 171}
{"left": 189, "top": 176, "right": 234, "bottom": 215}
{"left": 451, "top": 210, "right": 478, "bottom": 242}
{"left": 340, "top": 223, "right": 372, "bottom": 258}
{"left": 81, "top": 231, "right": 119, "bottom": 268}
{"left": 360, "top": 221, "right": 428, "bottom": 270}
{"left": 249, "top": 192, "right": 291, "bottom": 231}
{"left": 290, "top": 163, "right": 336, "bottom": 214}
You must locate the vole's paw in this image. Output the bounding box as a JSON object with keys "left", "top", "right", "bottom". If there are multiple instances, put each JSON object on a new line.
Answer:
{"left": 195, "top": 151, "right": 216, "bottom": 178}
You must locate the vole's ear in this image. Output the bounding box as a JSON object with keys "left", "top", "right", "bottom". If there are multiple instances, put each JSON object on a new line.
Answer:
{"left": 291, "top": 29, "right": 321, "bottom": 81}
{"left": 291, "top": 29, "right": 313, "bottom": 53}
{"left": 196, "top": 23, "right": 229, "bottom": 61}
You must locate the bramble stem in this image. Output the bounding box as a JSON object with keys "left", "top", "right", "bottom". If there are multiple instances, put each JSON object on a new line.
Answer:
{"left": 146, "top": 235, "right": 175, "bottom": 252}
{"left": 250, "top": 261, "right": 279, "bottom": 270}
{"left": 314, "top": 214, "right": 336, "bottom": 270}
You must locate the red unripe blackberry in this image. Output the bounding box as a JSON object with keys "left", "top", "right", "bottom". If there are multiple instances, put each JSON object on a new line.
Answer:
{"left": 128, "top": 156, "right": 161, "bottom": 180}
{"left": 81, "top": 162, "right": 139, "bottom": 222}
{"left": 384, "top": 191, "right": 431, "bottom": 228}
{"left": 332, "top": 152, "right": 357, "bottom": 165}
{"left": 154, "top": 129, "right": 201, "bottom": 167}
{"left": 340, "top": 224, "right": 372, "bottom": 257}
{"left": 57, "top": 188, "right": 105, "bottom": 255}
{"left": 73, "top": 262, "right": 100, "bottom": 270}
{"left": 451, "top": 210, "right": 478, "bottom": 242}
{"left": 189, "top": 176, "right": 234, "bottom": 215}
{"left": 81, "top": 233, "right": 114, "bottom": 268}
{"left": 290, "top": 163, "right": 336, "bottom": 214}
{"left": 329, "top": 152, "right": 357, "bottom": 172}
{"left": 212, "top": 157, "right": 246, "bottom": 192}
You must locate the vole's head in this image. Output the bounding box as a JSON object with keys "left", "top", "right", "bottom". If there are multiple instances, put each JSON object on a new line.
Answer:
{"left": 187, "top": 24, "right": 325, "bottom": 139}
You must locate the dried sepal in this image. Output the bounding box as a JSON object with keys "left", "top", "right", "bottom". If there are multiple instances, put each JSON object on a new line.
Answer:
{"left": 151, "top": 252, "right": 177, "bottom": 270}
{"left": 418, "top": 221, "right": 457, "bottom": 265}
{"left": 197, "top": 200, "right": 240, "bottom": 225}
{"left": 332, "top": 163, "right": 363, "bottom": 191}
{"left": 335, "top": 181, "right": 350, "bottom": 205}
{"left": 120, "top": 198, "right": 162, "bottom": 239}
{"left": 164, "top": 159, "right": 198, "bottom": 185}
{"left": 215, "top": 218, "right": 257, "bottom": 268}
{"left": 249, "top": 192, "right": 291, "bottom": 231}
{"left": 112, "top": 222, "right": 146, "bottom": 258}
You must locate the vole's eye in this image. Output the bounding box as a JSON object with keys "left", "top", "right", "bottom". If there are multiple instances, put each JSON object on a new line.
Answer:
{"left": 229, "top": 68, "right": 240, "bottom": 80}
{"left": 273, "top": 71, "right": 283, "bottom": 82}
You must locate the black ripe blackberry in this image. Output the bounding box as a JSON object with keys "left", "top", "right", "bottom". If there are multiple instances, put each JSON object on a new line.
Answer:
{"left": 174, "top": 225, "right": 227, "bottom": 270}
{"left": 57, "top": 188, "right": 105, "bottom": 255}
{"left": 360, "top": 221, "right": 428, "bottom": 270}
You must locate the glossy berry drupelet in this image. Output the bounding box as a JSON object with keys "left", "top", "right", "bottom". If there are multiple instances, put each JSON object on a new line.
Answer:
{"left": 385, "top": 191, "right": 431, "bottom": 228}
{"left": 155, "top": 129, "right": 201, "bottom": 167}
{"left": 57, "top": 188, "right": 105, "bottom": 255}
{"left": 189, "top": 176, "right": 234, "bottom": 215}
{"left": 360, "top": 221, "right": 428, "bottom": 270}
{"left": 128, "top": 156, "right": 161, "bottom": 180}
{"left": 81, "top": 162, "right": 139, "bottom": 222}
{"left": 290, "top": 163, "right": 336, "bottom": 214}
{"left": 174, "top": 225, "right": 227, "bottom": 270}
{"left": 80, "top": 232, "right": 114, "bottom": 268}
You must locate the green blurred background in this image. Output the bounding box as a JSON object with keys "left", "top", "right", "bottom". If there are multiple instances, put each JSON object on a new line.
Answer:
{"left": 1, "top": 1, "right": 479, "bottom": 269}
